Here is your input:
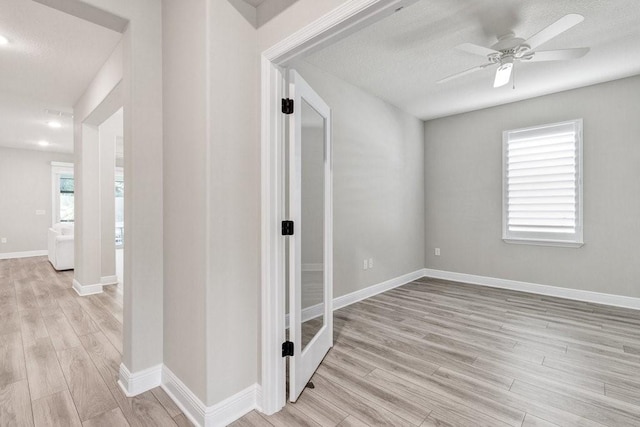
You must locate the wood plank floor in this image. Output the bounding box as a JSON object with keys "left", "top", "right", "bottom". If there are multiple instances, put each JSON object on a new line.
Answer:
{"left": 0, "top": 256, "right": 189, "bottom": 427}
{"left": 7, "top": 257, "right": 640, "bottom": 426}
{"left": 236, "top": 277, "right": 640, "bottom": 427}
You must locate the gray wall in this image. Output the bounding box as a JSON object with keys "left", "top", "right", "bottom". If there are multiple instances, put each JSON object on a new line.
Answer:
{"left": 0, "top": 147, "right": 73, "bottom": 255}
{"left": 162, "top": 0, "right": 260, "bottom": 406}
{"left": 424, "top": 75, "right": 640, "bottom": 298}
{"left": 295, "top": 60, "right": 425, "bottom": 299}
{"left": 206, "top": 0, "right": 260, "bottom": 406}
{"left": 162, "top": 0, "right": 208, "bottom": 401}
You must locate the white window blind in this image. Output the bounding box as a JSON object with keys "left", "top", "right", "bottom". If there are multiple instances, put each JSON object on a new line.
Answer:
{"left": 503, "top": 119, "right": 583, "bottom": 247}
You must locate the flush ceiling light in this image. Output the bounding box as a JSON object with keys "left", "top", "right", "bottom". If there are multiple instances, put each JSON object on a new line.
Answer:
{"left": 47, "top": 120, "right": 62, "bottom": 128}
{"left": 0, "top": 35, "right": 8, "bottom": 45}
{"left": 38, "top": 140, "right": 50, "bottom": 147}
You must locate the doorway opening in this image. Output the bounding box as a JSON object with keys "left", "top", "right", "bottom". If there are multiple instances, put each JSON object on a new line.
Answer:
{"left": 260, "top": 0, "right": 417, "bottom": 414}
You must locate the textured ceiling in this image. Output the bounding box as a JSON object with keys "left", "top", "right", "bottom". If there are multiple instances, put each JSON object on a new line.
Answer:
{"left": 0, "top": 0, "right": 121, "bottom": 153}
{"left": 303, "top": 0, "right": 640, "bottom": 120}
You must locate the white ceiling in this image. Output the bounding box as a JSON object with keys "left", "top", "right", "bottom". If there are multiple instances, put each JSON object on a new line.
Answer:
{"left": 303, "top": 0, "right": 640, "bottom": 120}
{"left": 0, "top": 0, "right": 121, "bottom": 153}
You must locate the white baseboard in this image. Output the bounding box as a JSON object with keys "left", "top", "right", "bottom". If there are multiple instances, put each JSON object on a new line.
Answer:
{"left": 335, "top": 269, "right": 426, "bottom": 310}
{"left": 302, "top": 263, "right": 323, "bottom": 272}
{"left": 162, "top": 366, "right": 260, "bottom": 427}
{"left": 286, "top": 268, "right": 425, "bottom": 328}
{"left": 0, "top": 250, "right": 48, "bottom": 260}
{"left": 100, "top": 275, "right": 119, "bottom": 285}
{"left": 118, "top": 363, "right": 162, "bottom": 397}
{"left": 72, "top": 279, "right": 103, "bottom": 296}
{"left": 422, "top": 268, "right": 640, "bottom": 310}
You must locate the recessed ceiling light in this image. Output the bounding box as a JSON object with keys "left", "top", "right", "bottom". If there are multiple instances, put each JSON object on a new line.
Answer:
{"left": 47, "top": 120, "right": 62, "bottom": 128}
{"left": 38, "top": 140, "right": 50, "bottom": 147}
{"left": 0, "top": 35, "right": 9, "bottom": 45}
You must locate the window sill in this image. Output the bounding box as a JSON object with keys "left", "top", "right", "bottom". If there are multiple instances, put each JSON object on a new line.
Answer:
{"left": 503, "top": 238, "right": 584, "bottom": 248}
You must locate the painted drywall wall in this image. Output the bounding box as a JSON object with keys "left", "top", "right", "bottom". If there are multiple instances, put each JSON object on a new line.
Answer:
{"left": 424, "top": 74, "right": 640, "bottom": 298}
{"left": 74, "top": 41, "right": 123, "bottom": 290}
{"left": 162, "top": 0, "right": 208, "bottom": 402}
{"left": 0, "top": 147, "right": 73, "bottom": 254}
{"left": 294, "top": 60, "right": 425, "bottom": 299}
{"left": 162, "top": 0, "right": 260, "bottom": 406}
{"left": 206, "top": 0, "right": 260, "bottom": 406}
{"left": 72, "top": 0, "right": 164, "bottom": 376}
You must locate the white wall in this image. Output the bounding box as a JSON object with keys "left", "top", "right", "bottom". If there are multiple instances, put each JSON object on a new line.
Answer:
{"left": 206, "top": 0, "right": 260, "bottom": 406}
{"left": 294, "top": 60, "right": 425, "bottom": 299}
{"left": 162, "top": 0, "right": 208, "bottom": 402}
{"left": 69, "top": 0, "right": 164, "bottom": 376}
{"left": 73, "top": 41, "right": 122, "bottom": 291}
{"left": 161, "top": 0, "right": 260, "bottom": 407}
{"left": 0, "top": 147, "right": 73, "bottom": 255}
{"left": 424, "top": 75, "right": 640, "bottom": 298}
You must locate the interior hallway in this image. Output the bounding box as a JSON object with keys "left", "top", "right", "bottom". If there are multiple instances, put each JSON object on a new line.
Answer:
{"left": 0, "top": 256, "right": 191, "bottom": 426}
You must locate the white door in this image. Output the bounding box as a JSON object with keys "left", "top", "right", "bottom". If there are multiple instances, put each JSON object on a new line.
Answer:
{"left": 287, "top": 69, "right": 333, "bottom": 402}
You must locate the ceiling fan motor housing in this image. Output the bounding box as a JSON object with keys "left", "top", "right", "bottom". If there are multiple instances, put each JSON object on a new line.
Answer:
{"left": 490, "top": 33, "right": 532, "bottom": 64}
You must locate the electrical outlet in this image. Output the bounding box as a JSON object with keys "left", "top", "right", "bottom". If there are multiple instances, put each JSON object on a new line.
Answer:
{"left": 368, "top": 258, "right": 373, "bottom": 269}
{"left": 435, "top": 248, "right": 441, "bottom": 256}
{"left": 1, "top": 238, "right": 6, "bottom": 244}
{"left": 363, "top": 259, "right": 368, "bottom": 270}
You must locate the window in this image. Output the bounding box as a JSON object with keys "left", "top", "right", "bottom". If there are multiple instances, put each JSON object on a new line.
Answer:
{"left": 59, "top": 175, "right": 75, "bottom": 222}
{"left": 503, "top": 119, "right": 583, "bottom": 247}
{"left": 51, "top": 162, "right": 74, "bottom": 224}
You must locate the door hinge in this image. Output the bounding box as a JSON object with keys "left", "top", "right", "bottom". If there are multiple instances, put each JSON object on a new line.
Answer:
{"left": 281, "top": 220, "right": 294, "bottom": 236}
{"left": 282, "top": 98, "right": 294, "bottom": 114}
{"left": 282, "top": 341, "right": 294, "bottom": 357}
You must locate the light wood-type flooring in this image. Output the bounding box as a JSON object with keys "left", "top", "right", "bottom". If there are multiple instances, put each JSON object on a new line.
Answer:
{"left": 0, "top": 256, "right": 192, "bottom": 426}
{"left": 5, "top": 257, "right": 640, "bottom": 427}
{"left": 236, "top": 277, "right": 640, "bottom": 427}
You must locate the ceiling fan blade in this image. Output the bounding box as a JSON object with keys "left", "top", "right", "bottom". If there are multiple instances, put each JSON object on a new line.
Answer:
{"left": 437, "top": 63, "right": 494, "bottom": 84}
{"left": 456, "top": 43, "right": 500, "bottom": 57}
{"left": 524, "top": 14, "right": 584, "bottom": 50}
{"left": 527, "top": 47, "right": 590, "bottom": 62}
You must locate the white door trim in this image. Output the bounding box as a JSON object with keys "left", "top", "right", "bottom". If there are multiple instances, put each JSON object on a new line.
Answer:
{"left": 259, "top": 0, "right": 416, "bottom": 415}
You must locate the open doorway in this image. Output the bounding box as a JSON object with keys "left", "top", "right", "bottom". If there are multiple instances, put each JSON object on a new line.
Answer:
{"left": 260, "top": 0, "right": 640, "bottom": 422}
{"left": 96, "top": 107, "right": 124, "bottom": 294}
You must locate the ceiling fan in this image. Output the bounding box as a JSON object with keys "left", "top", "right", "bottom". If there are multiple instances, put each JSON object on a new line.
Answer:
{"left": 438, "top": 14, "right": 590, "bottom": 88}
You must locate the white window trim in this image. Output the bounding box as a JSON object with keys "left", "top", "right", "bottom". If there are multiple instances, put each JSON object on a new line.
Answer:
{"left": 51, "top": 162, "right": 74, "bottom": 226}
{"left": 502, "top": 119, "right": 584, "bottom": 248}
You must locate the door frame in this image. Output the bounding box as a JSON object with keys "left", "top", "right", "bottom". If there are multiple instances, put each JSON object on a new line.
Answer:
{"left": 259, "top": 0, "right": 417, "bottom": 414}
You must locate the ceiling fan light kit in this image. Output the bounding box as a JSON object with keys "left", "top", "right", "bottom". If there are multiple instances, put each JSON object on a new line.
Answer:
{"left": 494, "top": 58, "right": 514, "bottom": 88}
{"left": 438, "top": 13, "right": 590, "bottom": 88}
